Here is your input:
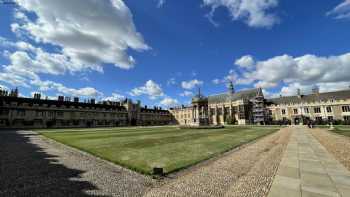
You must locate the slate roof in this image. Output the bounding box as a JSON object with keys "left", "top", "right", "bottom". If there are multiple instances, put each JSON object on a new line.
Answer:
{"left": 267, "top": 89, "right": 350, "bottom": 105}
{"left": 208, "top": 88, "right": 259, "bottom": 104}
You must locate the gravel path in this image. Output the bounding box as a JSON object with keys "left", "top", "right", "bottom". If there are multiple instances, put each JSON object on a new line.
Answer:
{"left": 0, "top": 130, "right": 155, "bottom": 197}
{"left": 145, "top": 127, "right": 292, "bottom": 197}
{"left": 310, "top": 128, "right": 350, "bottom": 171}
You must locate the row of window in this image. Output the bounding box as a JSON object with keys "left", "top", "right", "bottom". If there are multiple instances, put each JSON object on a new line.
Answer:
{"left": 282, "top": 105, "right": 350, "bottom": 115}
{"left": 8, "top": 110, "right": 128, "bottom": 119}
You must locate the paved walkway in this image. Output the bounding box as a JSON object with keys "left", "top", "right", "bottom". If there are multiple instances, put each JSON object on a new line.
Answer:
{"left": 268, "top": 126, "right": 350, "bottom": 197}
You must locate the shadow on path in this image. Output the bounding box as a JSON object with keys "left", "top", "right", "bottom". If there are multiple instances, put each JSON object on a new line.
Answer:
{"left": 0, "top": 130, "right": 106, "bottom": 197}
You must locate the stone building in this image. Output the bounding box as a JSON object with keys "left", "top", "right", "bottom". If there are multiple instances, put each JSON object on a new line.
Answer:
{"left": 0, "top": 89, "right": 173, "bottom": 129}
{"left": 170, "top": 82, "right": 267, "bottom": 125}
{"left": 266, "top": 88, "right": 350, "bottom": 125}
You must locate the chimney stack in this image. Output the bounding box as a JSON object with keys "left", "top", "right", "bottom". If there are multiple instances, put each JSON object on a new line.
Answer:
{"left": 58, "top": 96, "right": 64, "bottom": 102}
{"left": 90, "top": 99, "right": 95, "bottom": 104}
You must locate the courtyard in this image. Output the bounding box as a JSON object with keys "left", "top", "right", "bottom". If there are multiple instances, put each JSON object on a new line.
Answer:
{"left": 2, "top": 125, "right": 350, "bottom": 196}
{"left": 37, "top": 126, "right": 281, "bottom": 174}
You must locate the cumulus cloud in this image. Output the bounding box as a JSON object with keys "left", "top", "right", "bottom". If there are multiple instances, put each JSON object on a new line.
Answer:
{"left": 160, "top": 97, "right": 178, "bottom": 107}
{"left": 203, "top": 0, "right": 280, "bottom": 28}
{"left": 181, "top": 79, "right": 203, "bottom": 90}
{"left": 212, "top": 78, "right": 221, "bottom": 84}
{"left": 327, "top": 0, "right": 350, "bottom": 19}
{"left": 30, "top": 78, "right": 103, "bottom": 97}
{"left": 235, "top": 55, "right": 255, "bottom": 68}
{"left": 212, "top": 69, "right": 238, "bottom": 85}
{"left": 167, "top": 78, "right": 176, "bottom": 86}
{"left": 0, "top": 84, "right": 8, "bottom": 90}
{"left": 180, "top": 91, "right": 193, "bottom": 97}
{"left": 236, "top": 53, "right": 350, "bottom": 92}
{"left": 103, "top": 93, "right": 125, "bottom": 101}
{"left": 130, "top": 80, "right": 164, "bottom": 99}
{"left": 157, "top": 0, "right": 166, "bottom": 8}
{"left": 13, "top": 0, "right": 149, "bottom": 70}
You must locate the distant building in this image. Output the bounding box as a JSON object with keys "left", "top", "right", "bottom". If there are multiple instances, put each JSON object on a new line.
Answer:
{"left": 266, "top": 88, "right": 350, "bottom": 125}
{"left": 170, "top": 82, "right": 267, "bottom": 125}
{"left": 0, "top": 89, "right": 173, "bottom": 129}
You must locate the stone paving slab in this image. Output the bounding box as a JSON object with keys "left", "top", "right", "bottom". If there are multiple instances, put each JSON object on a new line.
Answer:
{"left": 268, "top": 126, "right": 350, "bottom": 197}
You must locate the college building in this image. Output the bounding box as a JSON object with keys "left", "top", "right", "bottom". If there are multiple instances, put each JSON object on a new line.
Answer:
{"left": 1, "top": 84, "right": 350, "bottom": 129}
{"left": 169, "top": 82, "right": 267, "bottom": 126}
{"left": 170, "top": 83, "right": 350, "bottom": 126}
{"left": 266, "top": 87, "right": 350, "bottom": 125}
{"left": 0, "top": 88, "right": 173, "bottom": 129}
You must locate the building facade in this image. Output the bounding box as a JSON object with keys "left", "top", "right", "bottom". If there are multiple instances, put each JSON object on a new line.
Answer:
{"left": 266, "top": 88, "right": 350, "bottom": 125}
{"left": 0, "top": 89, "right": 173, "bottom": 129}
{"left": 170, "top": 82, "right": 267, "bottom": 126}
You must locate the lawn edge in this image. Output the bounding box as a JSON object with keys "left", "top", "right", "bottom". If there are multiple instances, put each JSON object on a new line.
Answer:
{"left": 38, "top": 127, "right": 281, "bottom": 178}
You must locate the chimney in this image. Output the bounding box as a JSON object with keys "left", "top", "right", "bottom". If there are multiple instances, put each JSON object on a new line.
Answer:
{"left": 58, "top": 96, "right": 64, "bottom": 102}
{"left": 33, "top": 93, "right": 41, "bottom": 100}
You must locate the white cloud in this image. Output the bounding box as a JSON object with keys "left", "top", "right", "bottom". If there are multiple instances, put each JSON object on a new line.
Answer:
{"left": 235, "top": 55, "right": 255, "bottom": 68}
{"left": 30, "top": 78, "right": 103, "bottom": 98}
{"left": 180, "top": 91, "right": 193, "bottom": 97}
{"left": 213, "top": 69, "right": 238, "bottom": 85}
{"left": 157, "top": 0, "right": 166, "bottom": 8}
{"left": 130, "top": 80, "right": 164, "bottom": 99}
{"left": 167, "top": 77, "right": 176, "bottom": 86}
{"left": 13, "top": 0, "right": 149, "bottom": 70}
{"left": 103, "top": 93, "right": 125, "bottom": 101}
{"left": 327, "top": 0, "right": 350, "bottom": 19}
{"left": 160, "top": 97, "right": 178, "bottom": 107}
{"left": 181, "top": 79, "right": 203, "bottom": 90}
{"left": 237, "top": 52, "right": 350, "bottom": 91}
{"left": 212, "top": 78, "right": 221, "bottom": 84}
{"left": 0, "top": 84, "right": 8, "bottom": 90}
{"left": 203, "top": 0, "right": 280, "bottom": 28}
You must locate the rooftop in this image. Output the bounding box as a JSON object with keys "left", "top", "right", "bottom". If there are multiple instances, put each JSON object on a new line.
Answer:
{"left": 267, "top": 89, "right": 350, "bottom": 105}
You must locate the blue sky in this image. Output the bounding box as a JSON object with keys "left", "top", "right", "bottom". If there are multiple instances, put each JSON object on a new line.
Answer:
{"left": 0, "top": 0, "right": 350, "bottom": 107}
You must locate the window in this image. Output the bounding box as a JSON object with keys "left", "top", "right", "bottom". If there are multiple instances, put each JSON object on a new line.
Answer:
{"left": 304, "top": 107, "right": 309, "bottom": 113}
{"left": 57, "top": 112, "right": 64, "bottom": 117}
{"left": 0, "top": 109, "right": 9, "bottom": 116}
{"left": 342, "top": 106, "right": 350, "bottom": 112}
{"left": 326, "top": 106, "right": 332, "bottom": 113}
{"left": 210, "top": 108, "right": 215, "bottom": 116}
{"left": 315, "top": 117, "right": 322, "bottom": 121}
{"left": 344, "top": 116, "right": 350, "bottom": 121}
{"left": 293, "top": 109, "right": 298, "bottom": 114}
{"left": 48, "top": 111, "right": 54, "bottom": 117}
{"left": 224, "top": 107, "right": 230, "bottom": 116}
{"left": 314, "top": 107, "right": 321, "bottom": 113}
{"left": 16, "top": 109, "right": 25, "bottom": 117}
{"left": 35, "top": 111, "right": 44, "bottom": 117}
{"left": 281, "top": 109, "right": 286, "bottom": 115}
{"left": 328, "top": 116, "right": 333, "bottom": 121}
{"left": 217, "top": 108, "right": 223, "bottom": 116}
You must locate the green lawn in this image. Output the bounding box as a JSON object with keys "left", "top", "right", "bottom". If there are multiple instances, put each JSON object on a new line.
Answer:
{"left": 38, "top": 126, "right": 281, "bottom": 175}
{"left": 330, "top": 125, "right": 350, "bottom": 137}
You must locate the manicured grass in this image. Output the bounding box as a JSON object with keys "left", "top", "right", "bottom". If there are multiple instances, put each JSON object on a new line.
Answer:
{"left": 330, "top": 125, "right": 350, "bottom": 137}
{"left": 37, "top": 126, "right": 281, "bottom": 175}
